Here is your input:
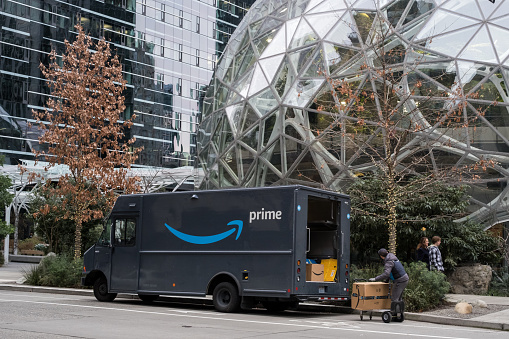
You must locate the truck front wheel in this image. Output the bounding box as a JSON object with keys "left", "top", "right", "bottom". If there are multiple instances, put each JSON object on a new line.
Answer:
{"left": 213, "top": 282, "right": 240, "bottom": 313}
{"left": 93, "top": 277, "right": 117, "bottom": 302}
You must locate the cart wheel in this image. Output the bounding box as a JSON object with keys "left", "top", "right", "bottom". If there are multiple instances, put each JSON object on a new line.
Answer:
{"left": 382, "top": 311, "right": 392, "bottom": 323}
{"left": 394, "top": 313, "right": 404, "bottom": 322}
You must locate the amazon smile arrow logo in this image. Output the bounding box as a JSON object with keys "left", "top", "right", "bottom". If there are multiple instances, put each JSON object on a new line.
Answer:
{"left": 164, "top": 220, "right": 243, "bottom": 244}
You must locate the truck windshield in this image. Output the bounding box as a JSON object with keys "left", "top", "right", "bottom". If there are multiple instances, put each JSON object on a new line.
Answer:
{"left": 97, "top": 218, "right": 112, "bottom": 246}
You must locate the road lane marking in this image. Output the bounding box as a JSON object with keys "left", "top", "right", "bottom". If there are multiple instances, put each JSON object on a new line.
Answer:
{"left": 0, "top": 298, "right": 476, "bottom": 339}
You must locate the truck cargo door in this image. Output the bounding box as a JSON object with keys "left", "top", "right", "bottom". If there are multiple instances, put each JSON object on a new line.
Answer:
{"left": 110, "top": 216, "right": 139, "bottom": 292}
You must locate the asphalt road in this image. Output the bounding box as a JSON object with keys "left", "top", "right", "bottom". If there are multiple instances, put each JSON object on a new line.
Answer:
{"left": 0, "top": 289, "right": 507, "bottom": 339}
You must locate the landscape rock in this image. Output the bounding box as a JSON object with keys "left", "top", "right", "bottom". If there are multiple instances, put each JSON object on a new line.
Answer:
{"left": 454, "top": 302, "right": 473, "bottom": 314}
{"left": 448, "top": 264, "right": 492, "bottom": 294}
{"left": 472, "top": 299, "right": 488, "bottom": 308}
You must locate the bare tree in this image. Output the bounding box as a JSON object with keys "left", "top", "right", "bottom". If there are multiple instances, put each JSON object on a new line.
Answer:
{"left": 31, "top": 24, "right": 141, "bottom": 258}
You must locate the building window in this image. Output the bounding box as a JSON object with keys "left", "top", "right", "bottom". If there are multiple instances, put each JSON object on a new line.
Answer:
{"left": 178, "top": 44, "right": 183, "bottom": 62}
{"left": 177, "top": 78, "right": 182, "bottom": 96}
{"left": 179, "top": 10, "right": 183, "bottom": 28}
{"left": 160, "top": 38, "right": 165, "bottom": 56}
{"left": 142, "top": 0, "right": 146, "bottom": 15}
{"left": 161, "top": 3, "right": 165, "bottom": 22}
{"left": 100, "top": 19, "right": 105, "bottom": 38}
{"left": 195, "top": 49, "right": 200, "bottom": 66}
{"left": 195, "top": 82, "right": 200, "bottom": 100}
{"left": 196, "top": 16, "right": 200, "bottom": 33}
{"left": 121, "top": 26, "right": 126, "bottom": 45}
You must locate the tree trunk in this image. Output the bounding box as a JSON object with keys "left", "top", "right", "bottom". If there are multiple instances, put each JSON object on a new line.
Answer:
{"left": 74, "top": 219, "right": 82, "bottom": 259}
{"left": 13, "top": 208, "right": 19, "bottom": 255}
{"left": 387, "top": 177, "right": 397, "bottom": 255}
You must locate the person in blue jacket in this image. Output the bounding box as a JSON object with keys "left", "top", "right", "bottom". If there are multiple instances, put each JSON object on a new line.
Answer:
{"left": 369, "top": 248, "right": 409, "bottom": 303}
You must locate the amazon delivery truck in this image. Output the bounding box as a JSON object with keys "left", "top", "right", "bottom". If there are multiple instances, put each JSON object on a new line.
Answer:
{"left": 82, "top": 185, "right": 350, "bottom": 312}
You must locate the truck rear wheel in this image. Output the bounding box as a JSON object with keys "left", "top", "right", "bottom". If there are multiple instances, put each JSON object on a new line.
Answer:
{"left": 213, "top": 282, "right": 240, "bottom": 313}
{"left": 93, "top": 277, "right": 117, "bottom": 302}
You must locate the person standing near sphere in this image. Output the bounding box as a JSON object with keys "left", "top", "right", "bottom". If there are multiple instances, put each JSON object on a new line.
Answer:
{"left": 429, "top": 236, "right": 445, "bottom": 272}
{"left": 416, "top": 237, "right": 430, "bottom": 269}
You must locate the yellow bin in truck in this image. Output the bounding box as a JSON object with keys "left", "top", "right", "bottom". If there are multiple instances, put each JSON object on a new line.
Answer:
{"left": 321, "top": 259, "right": 337, "bottom": 282}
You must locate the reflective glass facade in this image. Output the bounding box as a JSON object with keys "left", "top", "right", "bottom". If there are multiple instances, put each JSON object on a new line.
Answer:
{"left": 0, "top": 0, "right": 254, "bottom": 168}
{"left": 198, "top": 0, "right": 509, "bottom": 226}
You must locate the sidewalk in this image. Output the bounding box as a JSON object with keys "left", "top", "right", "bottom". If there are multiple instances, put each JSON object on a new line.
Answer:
{"left": 0, "top": 261, "right": 508, "bottom": 331}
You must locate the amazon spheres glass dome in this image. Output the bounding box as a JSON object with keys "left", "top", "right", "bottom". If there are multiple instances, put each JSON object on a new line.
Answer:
{"left": 197, "top": 0, "right": 509, "bottom": 227}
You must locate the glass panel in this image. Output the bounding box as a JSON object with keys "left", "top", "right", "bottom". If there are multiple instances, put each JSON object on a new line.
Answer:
{"left": 273, "top": 61, "right": 296, "bottom": 98}
{"left": 256, "top": 17, "right": 284, "bottom": 38}
{"left": 239, "top": 147, "right": 257, "bottom": 183}
{"left": 355, "top": 0, "right": 393, "bottom": 10}
{"left": 237, "top": 46, "right": 257, "bottom": 79}
{"left": 114, "top": 218, "right": 136, "bottom": 246}
{"left": 259, "top": 23, "right": 286, "bottom": 58}
{"left": 234, "top": 68, "right": 254, "bottom": 98}
{"left": 241, "top": 124, "right": 260, "bottom": 151}
{"left": 471, "top": 103, "right": 509, "bottom": 128}
{"left": 325, "top": 13, "right": 361, "bottom": 48}
{"left": 491, "top": 1, "right": 509, "bottom": 20}
{"left": 458, "top": 27, "right": 497, "bottom": 64}
{"left": 249, "top": 19, "right": 264, "bottom": 37}
{"left": 249, "top": 88, "right": 279, "bottom": 117}
{"left": 441, "top": 1, "right": 483, "bottom": 20}
{"left": 353, "top": 11, "right": 375, "bottom": 45}
{"left": 225, "top": 104, "right": 244, "bottom": 136}
{"left": 289, "top": 17, "right": 319, "bottom": 49}
{"left": 271, "top": 4, "right": 289, "bottom": 20}
{"left": 288, "top": 45, "right": 316, "bottom": 74}
{"left": 253, "top": 28, "right": 281, "bottom": 55}
{"left": 97, "top": 219, "right": 112, "bottom": 246}
{"left": 214, "top": 84, "right": 229, "bottom": 110}
{"left": 386, "top": 0, "right": 412, "bottom": 28}
{"left": 248, "top": 64, "right": 270, "bottom": 97}
{"left": 487, "top": 24, "right": 509, "bottom": 63}
{"left": 307, "top": 0, "right": 347, "bottom": 14}
{"left": 305, "top": 12, "right": 344, "bottom": 39}
{"left": 324, "top": 44, "right": 360, "bottom": 75}
{"left": 415, "top": 10, "right": 480, "bottom": 41}
{"left": 424, "top": 26, "right": 479, "bottom": 58}
{"left": 477, "top": 0, "right": 499, "bottom": 20}
{"left": 288, "top": 150, "right": 319, "bottom": 182}
{"left": 403, "top": 0, "right": 435, "bottom": 25}
{"left": 289, "top": 0, "right": 311, "bottom": 17}
{"left": 305, "top": 0, "right": 325, "bottom": 13}
{"left": 283, "top": 79, "right": 324, "bottom": 107}
{"left": 219, "top": 162, "right": 238, "bottom": 186}
{"left": 263, "top": 113, "right": 279, "bottom": 146}
{"left": 242, "top": 104, "right": 261, "bottom": 131}
{"left": 260, "top": 139, "right": 283, "bottom": 173}
{"left": 259, "top": 54, "right": 285, "bottom": 83}
{"left": 304, "top": 48, "right": 325, "bottom": 77}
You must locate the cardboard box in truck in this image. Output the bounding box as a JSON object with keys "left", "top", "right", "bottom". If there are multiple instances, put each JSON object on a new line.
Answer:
{"left": 82, "top": 185, "right": 350, "bottom": 313}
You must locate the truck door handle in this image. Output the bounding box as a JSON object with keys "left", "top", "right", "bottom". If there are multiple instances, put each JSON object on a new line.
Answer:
{"left": 306, "top": 227, "right": 310, "bottom": 253}
{"left": 341, "top": 231, "right": 344, "bottom": 257}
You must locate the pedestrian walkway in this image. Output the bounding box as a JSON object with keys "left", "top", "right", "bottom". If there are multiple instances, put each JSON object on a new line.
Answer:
{"left": 0, "top": 260, "right": 508, "bottom": 330}
{"left": 0, "top": 261, "right": 36, "bottom": 284}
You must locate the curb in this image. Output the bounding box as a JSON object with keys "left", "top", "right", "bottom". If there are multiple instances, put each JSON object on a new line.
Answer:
{"left": 0, "top": 284, "right": 507, "bottom": 331}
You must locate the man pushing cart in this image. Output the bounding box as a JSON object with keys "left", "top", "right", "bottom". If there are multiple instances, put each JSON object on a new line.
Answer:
{"left": 352, "top": 248, "right": 409, "bottom": 323}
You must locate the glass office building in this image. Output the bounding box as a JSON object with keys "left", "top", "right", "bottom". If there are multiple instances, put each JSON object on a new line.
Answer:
{"left": 197, "top": 0, "right": 509, "bottom": 227}
{"left": 0, "top": 0, "right": 254, "bottom": 169}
